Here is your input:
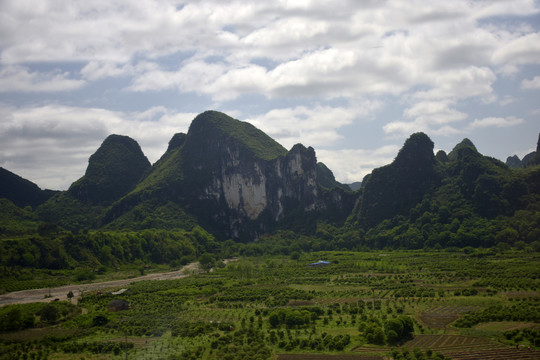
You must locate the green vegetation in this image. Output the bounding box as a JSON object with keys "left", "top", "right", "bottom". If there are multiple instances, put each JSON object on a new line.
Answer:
{"left": 1, "top": 250, "right": 538, "bottom": 359}
{"left": 1, "top": 113, "right": 539, "bottom": 359}
{"left": 0, "top": 226, "right": 216, "bottom": 292}
{"left": 0, "top": 167, "right": 55, "bottom": 209}
{"left": 187, "top": 110, "right": 288, "bottom": 161}
{"left": 68, "top": 134, "right": 151, "bottom": 205}
{"left": 347, "top": 133, "right": 540, "bottom": 250}
{"left": 0, "top": 199, "right": 40, "bottom": 236}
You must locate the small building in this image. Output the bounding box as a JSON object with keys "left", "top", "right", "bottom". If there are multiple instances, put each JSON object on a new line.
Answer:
{"left": 308, "top": 260, "right": 331, "bottom": 267}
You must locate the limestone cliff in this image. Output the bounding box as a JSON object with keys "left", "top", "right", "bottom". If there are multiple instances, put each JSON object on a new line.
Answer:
{"left": 103, "top": 111, "right": 354, "bottom": 239}
{"left": 178, "top": 112, "right": 333, "bottom": 239}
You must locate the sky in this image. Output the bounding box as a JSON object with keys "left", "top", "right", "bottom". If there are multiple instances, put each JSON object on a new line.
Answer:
{"left": 1, "top": 0, "right": 539, "bottom": 190}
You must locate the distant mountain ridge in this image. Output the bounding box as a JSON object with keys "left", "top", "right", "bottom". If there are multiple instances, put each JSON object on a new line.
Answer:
{"left": 1, "top": 110, "right": 539, "bottom": 247}
{"left": 506, "top": 133, "right": 540, "bottom": 168}
{"left": 0, "top": 167, "right": 56, "bottom": 208}
{"left": 31, "top": 111, "right": 352, "bottom": 239}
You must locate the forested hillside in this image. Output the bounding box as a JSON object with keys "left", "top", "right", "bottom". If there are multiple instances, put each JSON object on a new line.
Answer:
{"left": 0, "top": 111, "right": 539, "bottom": 272}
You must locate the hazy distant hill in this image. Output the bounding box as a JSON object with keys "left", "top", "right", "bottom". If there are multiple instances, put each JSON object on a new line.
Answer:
{"left": 506, "top": 133, "right": 540, "bottom": 168}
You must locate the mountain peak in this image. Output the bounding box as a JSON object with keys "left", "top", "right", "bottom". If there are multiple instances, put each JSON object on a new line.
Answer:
{"left": 394, "top": 132, "right": 435, "bottom": 166}
{"left": 68, "top": 134, "right": 150, "bottom": 204}
{"left": 506, "top": 155, "right": 522, "bottom": 168}
{"left": 184, "top": 110, "right": 287, "bottom": 161}
{"left": 448, "top": 138, "right": 478, "bottom": 161}
{"left": 84, "top": 134, "right": 148, "bottom": 178}
{"left": 353, "top": 132, "right": 440, "bottom": 227}
{"left": 167, "top": 133, "right": 186, "bottom": 152}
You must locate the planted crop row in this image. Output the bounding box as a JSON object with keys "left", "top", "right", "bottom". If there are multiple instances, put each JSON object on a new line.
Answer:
{"left": 443, "top": 348, "right": 540, "bottom": 360}
{"left": 403, "top": 335, "right": 498, "bottom": 350}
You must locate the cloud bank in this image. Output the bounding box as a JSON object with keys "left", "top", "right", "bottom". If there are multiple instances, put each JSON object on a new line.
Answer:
{"left": 0, "top": 0, "right": 539, "bottom": 188}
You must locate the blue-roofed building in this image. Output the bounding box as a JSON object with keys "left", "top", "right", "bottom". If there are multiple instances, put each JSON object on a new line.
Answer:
{"left": 308, "top": 260, "right": 331, "bottom": 267}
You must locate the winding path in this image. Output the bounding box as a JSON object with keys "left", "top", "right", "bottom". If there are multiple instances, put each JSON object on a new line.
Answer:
{"left": 0, "top": 262, "right": 200, "bottom": 307}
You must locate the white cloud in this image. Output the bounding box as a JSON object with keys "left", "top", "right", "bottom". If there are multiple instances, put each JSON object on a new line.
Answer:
{"left": 316, "top": 145, "right": 400, "bottom": 184}
{"left": 129, "top": 60, "right": 227, "bottom": 94}
{"left": 413, "top": 66, "right": 496, "bottom": 101}
{"left": 0, "top": 0, "right": 539, "bottom": 188}
{"left": 384, "top": 100, "right": 467, "bottom": 137}
{"left": 499, "top": 95, "right": 515, "bottom": 106}
{"left": 245, "top": 105, "right": 357, "bottom": 149}
{"left": 468, "top": 116, "right": 524, "bottom": 130}
{"left": 1, "top": 0, "right": 532, "bottom": 103}
{"left": 472, "top": 0, "right": 539, "bottom": 19}
{"left": 0, "top": 65, "right": 85, "bottom": 92}
{"left": 0, "top": 104, "right": 196, "bottom": 189}
{"left": 492, "top": 32, "right": 540, "bottom": 67}
{"left": 243, "top": 17, "right": 328, "bottom": 48}
{"left": 81, "top": 61, "right": 134, "bottom": 81}
{"left": 245, "top": 101, "right": 381, "bottom": 150}
{"left": 404, "top": 101, "right": 468, "bottom": 124}
{"left": 521, "top": 76, "right": 540, "bottom": 90}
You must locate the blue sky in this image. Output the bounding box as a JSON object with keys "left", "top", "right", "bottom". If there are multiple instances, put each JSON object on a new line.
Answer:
{"left": 1, "top": 0, "right": 539, "bottom": 190}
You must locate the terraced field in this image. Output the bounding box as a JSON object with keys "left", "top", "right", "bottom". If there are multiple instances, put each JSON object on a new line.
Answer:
{"left": 277, "top": 355, "right": 383, "bottom": 360}
{"left": 1, "top": 250, "right": 538, "bottom": 359}
{"left": 403, "top": 334, "right": 540, "bottom": 360}
{"left": 443, "top": 347, "right": 540, "bottom": 360}
{"left": 403, "top": 334, "right": 501, "bottom": 350}
{"left": 418, "top": 306, "right": 480, "bottom": 329}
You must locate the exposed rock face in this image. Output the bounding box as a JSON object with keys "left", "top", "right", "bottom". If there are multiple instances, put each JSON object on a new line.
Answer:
{"left": 97, "top": 111, "right": 354, "bottom": 239}
{"left": 179, "top": 112, "right": 326, "bottom": 238}
{"left": 206, "top": 144, "right": 318, "bottom": 221}
{"left": 506, "top": 155, "right": 522, "bottom": 168}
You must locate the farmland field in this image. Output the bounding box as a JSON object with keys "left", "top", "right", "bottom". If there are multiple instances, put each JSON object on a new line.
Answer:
{"left": 0, "top": 249, "right": 539, "bottom": 359}
{"left": 277, "top": 355, "right": 384, "bottom": 360}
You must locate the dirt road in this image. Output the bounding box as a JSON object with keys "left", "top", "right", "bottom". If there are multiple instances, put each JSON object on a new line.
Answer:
{"left": 0, "top": 262, "right": 200, "bottom": 307}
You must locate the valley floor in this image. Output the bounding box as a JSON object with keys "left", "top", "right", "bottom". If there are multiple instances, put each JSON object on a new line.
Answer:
{"left": 0, "top": 250, "right": 538, "bottom": 360}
